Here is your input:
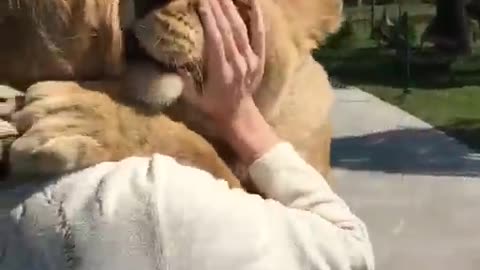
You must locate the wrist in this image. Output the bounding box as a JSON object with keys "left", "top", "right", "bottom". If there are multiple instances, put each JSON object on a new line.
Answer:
{"left": 215, "top": 99, "right": 281, "bottom": 165}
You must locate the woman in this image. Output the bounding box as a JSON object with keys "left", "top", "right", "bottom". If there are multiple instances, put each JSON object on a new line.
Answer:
{"left": 0, "top": 0, "right": 374, "bottom": 269}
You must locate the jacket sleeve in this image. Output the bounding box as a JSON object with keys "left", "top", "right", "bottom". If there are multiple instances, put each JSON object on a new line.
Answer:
{"left": 142, "top": 142, "right": 374, "bottom": 270}
{"left": 249, "top": 142, "right": 375, "bottom": 269}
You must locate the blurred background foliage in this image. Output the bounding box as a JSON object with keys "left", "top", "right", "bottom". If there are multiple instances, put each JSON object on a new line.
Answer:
{"left": 314, "top": 0, "right": 480, "bottom": 151}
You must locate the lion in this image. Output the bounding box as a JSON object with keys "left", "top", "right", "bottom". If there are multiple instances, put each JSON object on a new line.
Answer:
{"left": 0, "top": 0, "right": 243, "bottom": 188}
{"left": 0, "top": 0, "right": 343, "bottom": 192}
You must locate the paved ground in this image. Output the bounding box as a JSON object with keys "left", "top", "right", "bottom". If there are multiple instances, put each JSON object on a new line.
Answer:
{"left": 331, "top": 87, "right": 480, "bottom": 270}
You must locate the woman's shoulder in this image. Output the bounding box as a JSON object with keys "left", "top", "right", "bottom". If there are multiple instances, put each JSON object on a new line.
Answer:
{"left": 0, "top": 155, "right": 161, "bottom": 217}
{"left": 0, "top": 153, "right": 223, "bottom": 219}
{"left": 0, "top": 155, "right": 179, "bottom": 269}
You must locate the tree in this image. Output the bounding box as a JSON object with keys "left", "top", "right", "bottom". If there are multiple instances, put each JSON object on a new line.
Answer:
{"left": 423, "top": 0, "right": 471, "bottom": 55}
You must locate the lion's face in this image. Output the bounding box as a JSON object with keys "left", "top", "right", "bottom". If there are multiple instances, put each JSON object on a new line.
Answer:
{"left": 128, "top": 0, "right": 343, "bottom": 91}
{"left": 130, "top": 0, "right": 252, "bottom": 90}
{"left": 132, "top": 0, "right": 205, "bottom": 69}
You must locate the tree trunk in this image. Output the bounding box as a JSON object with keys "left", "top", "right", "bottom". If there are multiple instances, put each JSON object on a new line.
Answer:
{"left": 429, "top": 0, "right": 471, "bottom": 54}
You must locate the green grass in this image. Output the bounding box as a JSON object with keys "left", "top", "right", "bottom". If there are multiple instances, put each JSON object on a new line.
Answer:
{"left": 361, "top": 85, "right": 480, "bottom": 151}
{"left": 314, "top": 46, "right": 480, "bottom": 151}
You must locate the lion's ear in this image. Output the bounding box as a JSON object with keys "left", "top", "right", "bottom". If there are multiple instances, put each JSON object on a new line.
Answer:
{"left": 300, "top": 0, "right": 344, "bottom": 47}
{"left": 277, "top": 0, "right": 344, "bottom": 49}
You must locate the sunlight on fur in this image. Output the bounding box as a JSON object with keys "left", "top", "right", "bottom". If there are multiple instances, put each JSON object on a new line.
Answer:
{"left": 0, "top": 0, "right": 343, "bottom": 191}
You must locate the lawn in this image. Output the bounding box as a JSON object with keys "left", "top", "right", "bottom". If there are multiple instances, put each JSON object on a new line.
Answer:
{"left": 314, "top": 46, "right": 480, "bottom": 151}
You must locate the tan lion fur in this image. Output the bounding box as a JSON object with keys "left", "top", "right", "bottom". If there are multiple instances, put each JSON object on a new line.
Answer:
{"left": 0, "top": 0, "right": 241, "bottom": 187}
{"left": 132, "top": 0, "right": 342, "bottom": 191}
{"left": 1, "top": 0, "right": 343, "bottom": 191}
{"left": 0, "top": 0, "right": 124, "bottom": 88}
{"left": 10, "top": 80, "right": 242, "bottom": 188}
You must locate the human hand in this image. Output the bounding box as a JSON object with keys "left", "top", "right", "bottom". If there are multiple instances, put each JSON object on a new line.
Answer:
{"left": 182, "top": 0, "right": 279, "bottom": 164}
{"left": 181, "top": 0, "right": 266, "bottom": 125}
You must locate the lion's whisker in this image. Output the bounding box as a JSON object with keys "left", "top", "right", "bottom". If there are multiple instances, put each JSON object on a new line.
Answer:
{"left": 153, "top": 36, "right": 162, "bottom": 48}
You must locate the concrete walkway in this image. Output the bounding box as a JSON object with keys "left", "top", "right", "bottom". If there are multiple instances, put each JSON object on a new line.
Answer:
{"left": 331, "top": 87, "right": 480, "bottom": 270}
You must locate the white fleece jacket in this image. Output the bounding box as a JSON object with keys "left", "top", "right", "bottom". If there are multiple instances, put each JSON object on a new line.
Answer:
{"left": 0, "top": 142, "right": 374, "bottom": 270}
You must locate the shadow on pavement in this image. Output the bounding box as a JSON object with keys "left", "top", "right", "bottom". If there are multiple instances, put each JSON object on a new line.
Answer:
{"left": 332, "top": 128, "right": 480, "bottom": 177}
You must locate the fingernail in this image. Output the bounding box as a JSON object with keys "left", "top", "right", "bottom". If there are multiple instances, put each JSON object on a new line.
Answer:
{"left": 198, "top": 5, "right": 206, "bottom": 14}
{"left": 198, "top": 0, "right": 208, "bottom": 13}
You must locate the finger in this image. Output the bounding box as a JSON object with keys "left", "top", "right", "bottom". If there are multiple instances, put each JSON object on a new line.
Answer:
{"left": 208, "top": 0, "right": 238, "bottom": 60}
{"left": 218, "top": 0, "right": 252, "bottom": 57}
{"left": 209, "top": 0, "right": 248, "bottom": 80}
{"left": 249, "top": 0, "right": 265, "bottom": 72}
{"left": 198, "top": 0, "right": 227, "bottom": 69}
{"left": 219, "top": 0, "right": 257, "bottom": 72}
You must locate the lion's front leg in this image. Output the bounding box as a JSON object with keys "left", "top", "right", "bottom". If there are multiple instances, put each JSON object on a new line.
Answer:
{"left": 8, "top": 80, "right": 242, "bottom": 189}
{"left": 9, "top": 81, "right": 115, "bottom": 176}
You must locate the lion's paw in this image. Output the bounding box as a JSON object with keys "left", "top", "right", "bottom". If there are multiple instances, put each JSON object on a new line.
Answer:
{"left": 10, "top": 134, "right": 108, "bottom": 175}
{"left": 9, "top": 81, "right": 111, "bottom": 176}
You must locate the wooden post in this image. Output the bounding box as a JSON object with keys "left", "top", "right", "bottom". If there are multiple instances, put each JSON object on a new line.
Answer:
{"left": 403, "top": 12, "right": 411, "bottom": 94}
{"left": 370, "top": 0, "right": 376, "bottom": 38}
{"left": 397, "top": 0, "right": 402, "bottom": 18}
